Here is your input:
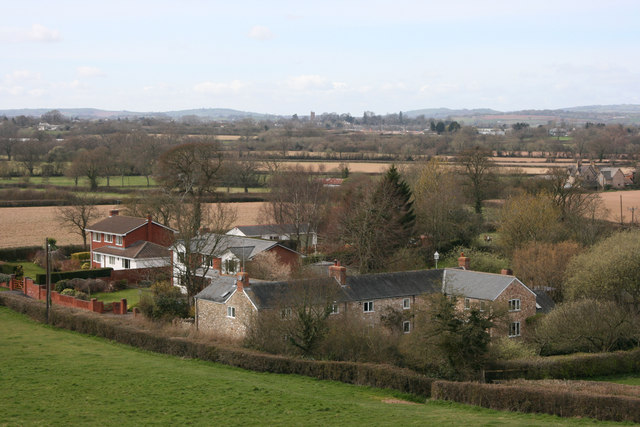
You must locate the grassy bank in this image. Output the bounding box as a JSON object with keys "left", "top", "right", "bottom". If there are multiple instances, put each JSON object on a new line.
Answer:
{"left": 0, "top": 307, "right": 614, "bottom": 426}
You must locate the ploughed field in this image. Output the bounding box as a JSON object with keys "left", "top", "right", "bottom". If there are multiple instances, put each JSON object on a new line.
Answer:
{"left": 0, "top": 202, "right": 267, "bottom": 249}
{"left": 0, "top": 307, "right": 620, "bottom": 425}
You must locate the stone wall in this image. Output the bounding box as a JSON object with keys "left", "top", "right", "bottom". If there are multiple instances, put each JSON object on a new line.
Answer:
{"left": 196, "top": 289, "right": 255, "bottom": 339}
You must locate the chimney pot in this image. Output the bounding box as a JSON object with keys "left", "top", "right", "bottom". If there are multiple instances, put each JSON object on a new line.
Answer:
{"left": 237, "top": 271, "right": 250, "bottom": 292}
{"left": 329, "top": 261, "right": 347, "bottom": 285}
{"left": 501, "top": 268, "right": 513, "bottom": 275}
{"left": 458, "top": 253, "right": 470, "bottom": 270}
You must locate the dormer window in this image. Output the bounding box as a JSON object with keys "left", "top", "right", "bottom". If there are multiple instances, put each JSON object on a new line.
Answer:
{"left": 104, "top": 234, "right": 113, "bottom": 243}
{"left": 93, "top": 232, "right": 101, "bottom": 242}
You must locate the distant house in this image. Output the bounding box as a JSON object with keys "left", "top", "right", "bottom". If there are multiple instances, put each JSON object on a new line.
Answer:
{"left": 568, "top": 161, "right": 599, "bottom": 189}
{"left": 598, "top": 167, "right": 625, "bottom": 189}
{"left": 172, "top": 234, "right": 303, "bottom": 292}
{"left": 195, "top": 255, "right": 537, "bottom": 340}
{"left": 85, "top": 210, "right": 175, "bottom": 270}
{"left": 226, "top": 224, "right": 318, "bottom": 250}
{"left": 317, "top": 178, "right": 344, "bottom": 187}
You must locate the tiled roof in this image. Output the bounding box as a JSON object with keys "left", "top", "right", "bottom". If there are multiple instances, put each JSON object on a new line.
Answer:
{"left": 181, "top": 234, "right": 301, "bottom": 259}
{"left": 93, "top": 241, "right": 170, "bottom": 259}
{"left": 442, "top": 269, "right": 533, "bottom": 301}
{"left": 229, "top": 224, "right": 312, "bottom": 237}
{"left": 86, "top": 216, "right": 149, "bottom": 234}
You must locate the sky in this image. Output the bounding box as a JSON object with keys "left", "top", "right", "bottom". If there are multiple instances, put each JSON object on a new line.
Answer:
{"left": 1, "top": 0, "right": 639, "bottom": 115}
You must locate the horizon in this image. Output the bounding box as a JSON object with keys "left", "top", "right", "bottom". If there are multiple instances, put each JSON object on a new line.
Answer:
{"left": 2, "top": 1, "right": 639, "bottom": 116}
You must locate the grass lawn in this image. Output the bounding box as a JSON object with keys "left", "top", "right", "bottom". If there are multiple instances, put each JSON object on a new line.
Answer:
{"left": 94, "top": 288, "right": 149, "bottom": 308}
{"left": 3, "top": 261, "right": 45, "bottom": 279}
{"left": 0, "top": 175, "right": 157, "bottom": 188}
{"left": 0, "top": 307, "right": 616, "bottom": 426}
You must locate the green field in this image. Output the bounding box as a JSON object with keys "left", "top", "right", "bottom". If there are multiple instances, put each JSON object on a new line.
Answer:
{"left": 3, "top": 261, "right": 45, "bottom": 279}
{"left": 590, "top": 374, "right": 640, "bottom": 386}
{"left": 94, "top": 288, "right": 149, "bottom": 308}
{"left": 0, "top": 307, "right": 622, "bottom": 425}
{"left": 0, "top": 175, "right": 157, "bottom": 188}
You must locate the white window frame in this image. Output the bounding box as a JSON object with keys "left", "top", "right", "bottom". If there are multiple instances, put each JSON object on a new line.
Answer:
{"left": 108, "top": 256, "right": 115, "bottom": 265}
{"left": 116, "top": 235, "right": 123, "bottom": 246}
{"left": 509, "top": 321, "right": 521, "bottom": 337}
{"left": 93, "top": 232, "right": 101, "bottom": 242}
{"left": 480, "top": 301, "right": 486, "bottom": 312}
{"left": 403, "top": 321, "right": 411, "bottom": 334}
{"left": 363, "top": 301, "right": 374, "bottom": 313}
{"left": 227, "top": 306, "right": 236, "bottom": 318}
{"left": 403, "top": 298, "right": 411, "bottom": 310}
{"left": 104, "top": 234, "right": 113, "bottom": 243}
{"left": 509, "top": 299, "right": 521, "bottom": 312}
{"left": 93, "top": 253, "right": 101, "bottom": 263}
{"left": 464, "top": 298, "right": 470, "bottom": 310}
{"left": 122, "top": 258, "right": 130, "bottom": 269}
{"left": 331, "top": 303, "right": 339, "bottom": 315}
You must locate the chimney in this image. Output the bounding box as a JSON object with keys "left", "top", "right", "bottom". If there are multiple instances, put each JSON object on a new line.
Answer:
{"left": 212, "top": 257, "right": 222, "bottom": 272}
{"left": 329, "top": 260, "right": 347, "bottom": 285}
{"left": 237, "top": 271, "right": 250, "bottom": 292}
{"left": 109, "top": 209, "right": 119, "bottom": 217}
{"left": 501, "top": 268, "right": 513, "bottom": 275}
{"left": 458, "top": 253, "right": 470, "bottom": 270}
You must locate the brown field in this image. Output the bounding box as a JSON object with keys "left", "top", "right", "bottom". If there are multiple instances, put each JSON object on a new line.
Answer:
{"left": 598, "top": 190, "right": 640, "bottom": 224}
{"left": 0, "top": 202, "right": 267, "bottom": 249}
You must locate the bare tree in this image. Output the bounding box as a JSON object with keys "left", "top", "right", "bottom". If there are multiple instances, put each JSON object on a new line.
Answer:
{"left": 57, "top": 195, "right": 100, "bottom": 250}
{"left": 459, "top": 146, "right": 495, "bottom": 214}
{"left": 14, "top": 139, "right": 50, "bottom": 176}
{"left": 72, "top": 147, "right": 107, "bottom": 191}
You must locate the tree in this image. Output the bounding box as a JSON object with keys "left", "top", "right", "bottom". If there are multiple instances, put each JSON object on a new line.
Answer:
{"left": 512, "top": 241, "right": 582, "bottom": 302}
{"left": 412, "top": 159, "right": 478, "bottom": 255}
{"left": 245, "top": 251, "right": 293, "bottom": 281}
{"left": 459, "top": 146, "right": 494, "bottom": 214}
{"left": 72, "top": 147, "right": 107, "bottom": 191}
{"left": 57, "top": 195, "right": 99, "bottom": 250}
{"left": 123, "top": 189, "right": 177, "bottom": 227}
{"left": 262, "top": 164, "right": 330, "bottom": 253}
{"left": 337, "top": 167, "right": 415, "bottom": 273}
{"left": 13, "top": 139, "right": 49, "bottom": 176}
{"left": 498, "top": 192, "right": 564, "bottom": 254}
{"left": 564, "top": 230, "right": 640, "bottom": 312}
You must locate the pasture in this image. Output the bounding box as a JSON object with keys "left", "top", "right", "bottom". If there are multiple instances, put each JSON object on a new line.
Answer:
{"left": 0, "top": 307, "right": 617, "bottom": 425}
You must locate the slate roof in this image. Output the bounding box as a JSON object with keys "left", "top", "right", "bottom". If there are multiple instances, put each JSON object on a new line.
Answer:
{"left": 182, "top": 234, "right": 301, "bottom": 259}
{"left": 194, "top": 275, "right": 242, "bottom": 303}
{"left": 443, "top": 269, "right": 534, "bottom": 301}
{"left": 93, "top": 241, "right": 170, "bottom": 259}
{"left": 245, "top": 278, "right": 340, "bottom": 310}
{"left": 86, "top": 216, "right": 149, "bottom": 234}
{"left": 229, "top": 224, "right": 312, "bottom": 237}
{"left": 342, "top": 270, "right": 443, "bottom": 302}
{"left": 534, "top": 290, "right": 556, "bottom": 313}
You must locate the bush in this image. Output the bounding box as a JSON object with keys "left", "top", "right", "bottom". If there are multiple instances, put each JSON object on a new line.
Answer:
{"left": 69, "top": 278, "right": 109, "bottom": 295}
{"left": 113, "top": 279, "right": 128, "bottom": 291}
{"left": 54, "top": 279, "right": 74, "bottom": 293}
{"left": 59, "top": 288, "right": 89, "bottom": 300}
{"left": 488, "top": 337, "right": 537, "bottom": 361}
{"left": 71, "top": 252, "right": 90, "bottom": 261}
{"left": 139, "top": 281, "right": 189, "bottom": 321}
{"left": 0, "top": 273, "right": 11, "bottom": 283}
{"left": 35, "top": 268, "right": 112, "bottom": 285}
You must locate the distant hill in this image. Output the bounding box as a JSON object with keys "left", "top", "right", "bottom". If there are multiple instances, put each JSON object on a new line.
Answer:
{"left": 403, "top": 108, "right": 501, "bottom": 119}
{"left": 0, "top": 108, "right": 277, "bottom": 121}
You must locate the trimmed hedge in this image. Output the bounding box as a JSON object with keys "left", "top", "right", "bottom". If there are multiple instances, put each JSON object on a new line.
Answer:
{"left": 0, "top": 244, "right": 85, "bottom": 262}
{"left": 487, "top": 350, "right": 640, "bottom": 381}
{"left": 71, "top": 252, "right": 90, "bottom": 261}
{"left": 35, "top": 268, "right": 113, "bottom": 285}
{"left": 0, "top": 292, "right": 433, "bottom": 398}
{"left": 432, "top": 380, "right": 640, "bottom": 423}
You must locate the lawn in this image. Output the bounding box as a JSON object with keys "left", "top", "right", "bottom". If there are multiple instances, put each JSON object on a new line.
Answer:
{"left": 589, "top": 374, "right": 640, "bottom": 386}
{"left": 3, "top": 261, "right": 45, "bottom": 279}
{"left": 0, "top": 307, "right": 615, "bottom": 426}
{"left": 94, "top": 288, "right": 149, "bottom": 308}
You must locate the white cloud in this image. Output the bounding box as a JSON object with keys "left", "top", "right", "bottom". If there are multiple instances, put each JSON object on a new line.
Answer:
{"left": 77, "top": 66, "right": 105, "bottom": 78}
{"left": 0, "top": 24, "right": 61, "bottom": 42}
{"left": 193, "top": 80, "right": 246, "bottom": 94}
{"left": 4, "top": 70, "right": 41, "bottom": 84}
{"left": 287, "top": 75, "right": 333, "bottom": 91}
{"left": 247, "top": 25, "right": 274, "bottom": 40}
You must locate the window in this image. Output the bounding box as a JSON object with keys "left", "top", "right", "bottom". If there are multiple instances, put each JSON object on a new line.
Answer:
{"left": 480, "top": 301, "right": 486, "bottom": 312}
{"left": 363, "top": 301, "right": 374, "bottom": 313}
{"left": 281, "top": 307, "right": 292, "bottom": 319}
{"left": 108, "top": 256, "right": 115, "bottom": 265}
{"left": 116, "top": 235, "right": 123, "bottom": 246}
{"left": 93, "top": 232, "right": 101, "bottom": 242}
{"left": 104, "top": 234, "right": 113, "bottom": 243}
{"left": 93, "top": 253, "right": 101, "bottom": 263}
{"left": 509, "top": 321, "right": 521, "bottom": 337}
{"left": 227, "top": 306, "right": 236, "bottom": 318}
{"left": 224, "top": 259, "right": 237, "bottom": 274}
{"left": 403, "top": 298, "right": 411, "bottom": 309}
{"left": 403, "top": 321, "right": 411, "bottom": 334}
{"left": 122, "top": 259, "right": 130, "bottom": 269}
{"left": 464, "top": 298, "right": 470, "bottom": 309}
{"left": 331, "top": 303, "right": 339, "bottom": 315}
{"left": 509, "top": 299, "right": 521, "bottom": 312}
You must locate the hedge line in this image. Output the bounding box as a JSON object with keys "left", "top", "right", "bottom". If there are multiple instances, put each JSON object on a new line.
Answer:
{"left": 0, "top": 244, "right": 85, "bottom": 262}
{"left": 35, "top": 268, "right": 113, "bottom": 284}
{"left": 431, "top": 380, "right": 640, "bottom": 423}
{"left": 487, "top": 350, "right": 640, "bottom": 381}
{"left": 0, "top": 292, "right": 433, "bottom": 398}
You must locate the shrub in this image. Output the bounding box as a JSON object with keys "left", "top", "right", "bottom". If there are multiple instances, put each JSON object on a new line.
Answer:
{"left": 59, "top": 288, "right": 89, "bottom": 300}
{"left": 54, "top": 279, "right": 74, "bottom": 293}
{"left": 113, "top": 279, "right": 128, "bottom": 291}
{"left": 35, "top": 268, "right": 112, "bottom": 284}
{"left": 488, "top": 336, "right": 537, "bottom": 360}
{"left": 0, "top": 273, "right": 11, "bottom": 284}
{"left": 81, "top": 262, "right": 90, "bottom": 270}
{"left": 139, "top": 281, "right": 189, "bottom": 321}
{"left": 71, "top": 252, "right": 90, "bottom": 261}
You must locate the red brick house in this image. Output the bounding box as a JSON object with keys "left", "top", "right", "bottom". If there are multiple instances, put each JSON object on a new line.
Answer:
{"left": 194, "top": 255, "right": 539, "bottom": 340}
{"left": 85, "top": 210, "right": 175, "bottom": 270}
